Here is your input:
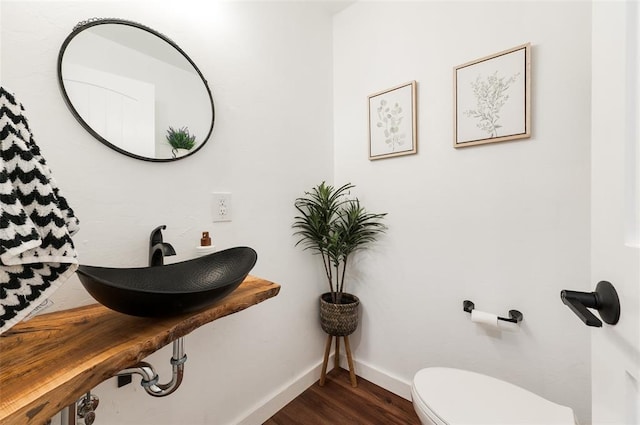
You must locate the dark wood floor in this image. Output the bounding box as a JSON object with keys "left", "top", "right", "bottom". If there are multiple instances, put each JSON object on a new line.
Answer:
{"left": 264, "top": 368, "right": 420, "bottom": 425}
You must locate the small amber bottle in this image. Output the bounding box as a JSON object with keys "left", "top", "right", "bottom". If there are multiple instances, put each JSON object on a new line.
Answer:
{"left": 200, "top": 231, "right": 212, "bottom": 246}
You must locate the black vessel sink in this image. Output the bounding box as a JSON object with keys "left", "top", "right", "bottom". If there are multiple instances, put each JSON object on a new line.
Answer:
{"left": 77, "top": 247, "right": 257, "bottom": 317}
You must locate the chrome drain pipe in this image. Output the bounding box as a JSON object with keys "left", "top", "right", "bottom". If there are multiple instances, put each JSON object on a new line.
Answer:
{"left": 59, "top": 391, "right": 99, "bottom": 425}
{"left": 53, "top": 339, "right": 186, "bottom": 424}
{"left": 116, "top": 337, "right": 187, "bottom": 397}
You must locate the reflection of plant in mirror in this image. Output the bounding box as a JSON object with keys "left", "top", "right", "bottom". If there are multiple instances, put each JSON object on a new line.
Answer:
{"left": 464, "top": 71, "right": 519, "bottom": 138}
{"left": 376, "top": 99, "right": 406, "bottom": 152}
{"left": 166, "top": 126, "right": 196, "bottom": 157}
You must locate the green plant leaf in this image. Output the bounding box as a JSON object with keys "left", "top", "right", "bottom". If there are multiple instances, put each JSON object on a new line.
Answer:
{"left": 292, "top": 182, "right": 386, "bottom": 299}
{"left": 166, "top": 126, "right": 197, "bottom": 150}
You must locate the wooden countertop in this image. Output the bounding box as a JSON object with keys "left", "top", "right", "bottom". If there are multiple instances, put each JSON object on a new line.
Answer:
{"left": 0, "top": 275, "right": 280, "bottom": 425}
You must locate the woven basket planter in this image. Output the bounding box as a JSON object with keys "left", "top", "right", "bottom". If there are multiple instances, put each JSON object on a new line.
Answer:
{"left": 319, "top": 292, "right": 360, "bottom": 336}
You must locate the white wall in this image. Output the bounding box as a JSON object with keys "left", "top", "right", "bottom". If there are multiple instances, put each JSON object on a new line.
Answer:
{"left": 2, "top": 1, "right": 334, "bottom": 424}
{"left": 333, "top": 2, "right": 592, "bottom": 424}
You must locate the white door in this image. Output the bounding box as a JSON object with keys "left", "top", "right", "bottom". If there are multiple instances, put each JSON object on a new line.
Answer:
{"left": 591, "top": 1, "right": 640, "bottom": 423}
{"left": 64, "top": 63, "right": 156, "bottom": 158}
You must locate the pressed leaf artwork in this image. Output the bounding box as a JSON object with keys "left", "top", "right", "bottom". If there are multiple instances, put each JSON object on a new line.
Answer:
{"left": 463, "top": 71, "right": 520, "bottom": 138}
{"left": 368, "top": 81, "right": 417, "bottom": 159}
{"left": 376, "top": 99, "right": 406, "bottom": 152}
{"left": 454, "top": 43, "right": 530, "bottom": 147}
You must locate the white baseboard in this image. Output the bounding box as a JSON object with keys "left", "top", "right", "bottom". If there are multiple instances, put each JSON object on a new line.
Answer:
{"left": 339, "top": 355, "right": 413, "bottom": 401}
{"left": 234, "top": 354, "right": 335, "bottom": 425}
{"left": 233, "top": 354, "right": 414, "bottom": 425}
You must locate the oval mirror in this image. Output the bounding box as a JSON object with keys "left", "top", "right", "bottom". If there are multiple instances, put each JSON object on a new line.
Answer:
{"left": 57, "top": 19, "right": 214, "bottom": 162}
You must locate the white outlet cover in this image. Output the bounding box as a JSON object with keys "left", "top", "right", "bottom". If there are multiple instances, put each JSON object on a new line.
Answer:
{"left": 212, "top": 192, "right": 232, "bottom": 222}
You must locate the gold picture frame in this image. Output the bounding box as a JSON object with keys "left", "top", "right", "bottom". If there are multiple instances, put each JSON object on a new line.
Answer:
{"left": 368, "top": 81, "right": 417, "bottom": 160}
{"left": 454, "top": 43, "right": 531, "bottom": 148}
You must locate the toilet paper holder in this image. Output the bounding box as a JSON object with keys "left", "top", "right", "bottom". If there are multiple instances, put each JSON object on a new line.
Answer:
{"left": 463, "top": 300, "right": 523, "bottom": 323}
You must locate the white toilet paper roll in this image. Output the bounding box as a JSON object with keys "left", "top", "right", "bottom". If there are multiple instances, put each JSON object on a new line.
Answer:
{"left": 471, "top": 310, "right": 499, "bottom": 327}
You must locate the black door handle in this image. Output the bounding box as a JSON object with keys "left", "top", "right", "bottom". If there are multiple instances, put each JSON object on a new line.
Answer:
{"left": 561, "top": 281, "right": 620, "bottom": 327}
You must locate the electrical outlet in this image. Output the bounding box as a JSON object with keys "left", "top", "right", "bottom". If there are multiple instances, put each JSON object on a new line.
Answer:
{"left": 212, "top": 192, "right": 232, "bottom": 222}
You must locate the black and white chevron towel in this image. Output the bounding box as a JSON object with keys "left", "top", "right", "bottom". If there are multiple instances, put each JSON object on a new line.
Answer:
{"left": 0, "top": 87, "right": 80, "bottom": 334}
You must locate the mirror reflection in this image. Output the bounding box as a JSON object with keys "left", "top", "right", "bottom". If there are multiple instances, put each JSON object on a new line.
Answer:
{"left": 57, "top": 19, "right": 214, "bottom": 161}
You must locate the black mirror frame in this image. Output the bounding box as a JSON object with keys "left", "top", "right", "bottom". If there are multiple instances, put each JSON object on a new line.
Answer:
{"left": 57, "top": 18, "right": 215, "bottom": 162}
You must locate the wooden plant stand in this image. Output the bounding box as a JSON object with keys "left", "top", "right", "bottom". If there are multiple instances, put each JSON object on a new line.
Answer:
{"left": 319, "top": 334, "right": 357, "bottom": 387}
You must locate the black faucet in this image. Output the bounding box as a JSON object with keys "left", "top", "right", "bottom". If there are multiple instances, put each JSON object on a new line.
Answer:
{"left": 149, "top": 225, "right": 176, "bottom": 266}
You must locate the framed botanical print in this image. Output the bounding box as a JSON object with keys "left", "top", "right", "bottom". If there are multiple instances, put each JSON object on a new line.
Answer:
{"left": 368, "top": 81, "right": 417, "bottom": 160}
{"left": 454, "top": 43, "right": 531, "bottom": 148}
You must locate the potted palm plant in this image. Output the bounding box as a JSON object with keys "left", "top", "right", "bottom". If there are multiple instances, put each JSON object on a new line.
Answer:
{"left": 293, "top": 182, "right": 386, "bottom": 337}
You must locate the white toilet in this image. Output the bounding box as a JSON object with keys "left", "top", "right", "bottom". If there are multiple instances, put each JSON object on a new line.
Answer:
{"left": 411, "top": 367, "right": 577, "bottom": 425}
